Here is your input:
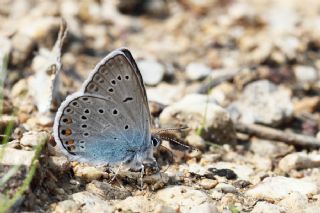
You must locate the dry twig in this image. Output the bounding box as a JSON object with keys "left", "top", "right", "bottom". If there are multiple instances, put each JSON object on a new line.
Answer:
{"left": 235, "top": 122, "right": 320, "bottom": 149}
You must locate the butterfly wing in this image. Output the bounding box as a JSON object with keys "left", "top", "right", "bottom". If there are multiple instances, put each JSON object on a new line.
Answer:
{"left": 53, "top": 49, "right": 152, "bottom": 166}
{"left": 81, "top": 49, "right": 151, "bottom": 149}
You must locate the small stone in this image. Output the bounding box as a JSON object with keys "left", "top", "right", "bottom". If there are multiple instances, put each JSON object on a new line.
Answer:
{"left": 20, "top": 131, "right": 49, "bottom": 147}
{"left": 294, "top": 97, "right": 320, "bottom": 114}
{"left": 251, "top": 201, "right": 283, "bottom": 213}
{"left": 249, "top": 155, "right": 272, "bottom": 171}
{"left": 10, "top": 33, "right": 35, "bottom": 66}
{"left": 215, "top": 183, "right": 237, "bottom": 193}
{"left": 294, "top": 65, "right": 318, "bottom": 83}
{"left": 228, "top": 80, "right": 293, "bottom": 126}
{"left": 114, "top": 196, "right": 157, "bottom": 212}
{"left": 73, "top": 164, "right": 104, "bottom": 182}
{"left": 0, "top": 147, "right": 35, "bottom": 166}
{"left": 249, "top": 138, "right": 292, "bottom": 158}
{"left": 246, "top": 176, "right": 318, "bottom": 201}
{"left": 209, "top": 162, "right": 254, "bottom": 181}
{"left": 36, "top": 114, "right": 54, "bottom": 127}
{"left": 137, "top": 58, "right": 165, "bottom": 86}
{"left": 278, "top": 152, "right": 320, "bottom": 172}
{"left": 233, "top": 180, "right": 251, "bottom": 189}
{"left": 55, "top": 188, "right": 66, "bottom": 195}
{"left": 156, "top": 186, "right": 215, "bottom": 213}
{"left": 207, "top": 168, "right": 237, "bottom": 180}
{"left": 190, "top": 203, "right": 218, "bottom": 213}
{"left": 146, "top": 82, "right": 186, "bottom": 105}
{"left": 278, "top": 192, "right": 308, "bottom": 213}
{"left": 71, "top": 191, "right": 113, "bottom": 213}
{"left": 305, "top": 204, "right": 320, "bottom": 213}
{"left": 117, "top": 0, "right": 169, "bottom": 18}
{"left": 0, "top": 36, "right": 11, "bottom": 57}
{"left": 11, "top": 79, "right": 29, "bottom": 99}
{"left": 185, "top": 133, "right": 206, "bottom": 150}
{"left": 0, "top": 115, "right": 18, "bottom": 130}
{"left": 180, "top": 0, "right": 214, "bottom": 14}
{"left": 160, "top": 94, "right": 236, "bottom": 145}
{"left": 186, "top": 62, "right": 212, "bottom": 80}
{"left": 47, "top": 156, "right": 70, "bottom": 174}
{"left": 86, "top": 180, "right": 131, "bottom": 200}
{"left": 199, "top": 179, "right": 218, "bottom": 190}
{"left": 54, "top": 200, "right": 81, "bottom": 213}
{"left": 19, "top": 17, "right": 60, "bottom": 42}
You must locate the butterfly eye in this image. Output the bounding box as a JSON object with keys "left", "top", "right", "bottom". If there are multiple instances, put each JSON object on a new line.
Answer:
{"left": 151, "top": 136, "right": 160, "bottom": 147}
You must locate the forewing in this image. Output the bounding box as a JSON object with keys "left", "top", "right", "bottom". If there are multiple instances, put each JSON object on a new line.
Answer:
{"left": 82, "top": 50, "right": 151, "bottom": 147}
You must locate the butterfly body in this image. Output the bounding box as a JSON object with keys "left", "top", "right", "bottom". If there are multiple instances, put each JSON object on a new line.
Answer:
{"left": 53, "top": 48, "right": 155, "bottom": 171}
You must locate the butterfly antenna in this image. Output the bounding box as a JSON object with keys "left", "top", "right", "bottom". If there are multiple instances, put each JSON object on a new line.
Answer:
{"left": 153, "top": 126, "right": 189, "bottom": 134}
{"left": 159, "top": 136, "right": 197, "bottom": 151}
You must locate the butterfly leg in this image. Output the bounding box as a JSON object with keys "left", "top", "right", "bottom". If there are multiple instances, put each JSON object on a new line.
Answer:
{"left": 151, "top": 158, "right": 162, "bottom": 178}
{"left": 139, "top": 164, "right": 144, "bottom": 190}
{"left": 108, "top": 162, "right": 123, "bottom": 184}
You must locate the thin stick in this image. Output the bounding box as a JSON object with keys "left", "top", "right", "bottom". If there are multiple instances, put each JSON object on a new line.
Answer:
{"left": 234, "top": 122, "right": 320, "bottom": 149}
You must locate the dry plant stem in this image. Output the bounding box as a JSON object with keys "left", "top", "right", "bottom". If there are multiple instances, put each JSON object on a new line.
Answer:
{"left": 235, "top": 122, "right": 320, "bottom": 149}
{"left": 197, "top": 72, "right": 236, "bottom": 94}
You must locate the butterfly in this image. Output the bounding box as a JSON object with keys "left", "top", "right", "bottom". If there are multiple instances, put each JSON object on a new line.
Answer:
{"left": 53, "top": 48, "right": 163, "bottom": 171}
{"left": 53, "top": 48, "right": 192, "bottom": 184}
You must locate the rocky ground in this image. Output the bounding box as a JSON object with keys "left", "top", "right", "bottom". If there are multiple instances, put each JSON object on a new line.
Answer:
{"left": 1, "top": 0, "right": 320, "bottom": 212}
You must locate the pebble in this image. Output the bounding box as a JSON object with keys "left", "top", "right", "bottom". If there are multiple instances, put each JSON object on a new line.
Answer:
{"left": 114, "top": 196, "right": 157, "bottom": 212}
{"left": 47, "top": 156, "right": 70, "bottom": 174}
{"left": 185, "top": 133, "right": 206, "bottom": 150}
{"left": 146, "top": 82, "right": 186, "bottom": 105}
{"left": 117, "top": 0, "right": 169, "bottom": 18}
{"left": 53, "top": 200, "right": 81, "bottom": 213}
{"left": 293, "top": 65, "right": 318, "bottom": 83}
{"left": 249, "top": 138, "right": 292, "bottom": 158}
{"left": 86, "top": 180, "right": 132, "bottom": 200}
{"left": 228, "top": 80, "right": 293, "bottom": 126}
{"left": 10, "top": 33, "right": 35, "bottom": 66}
{"left": 251, "top": 201, "right": 283, "bottom": 213}
{"left": 277, "top": 191, "right": 308, "bottom": 213}
{"left": 155, "top": 186, "right": 217, "bottom": 213}
{"left": 0, "top": 147, "right": 35, "bottom": 166}
{"left": 199, "top": 179, "right": 218, "bottom": 190}
{"left": 249, "top": 155, "right": 272, "bottom": 171}
{"left": 215, "top": 183, "right": 237, "bottom": 193}
{"left": 186, "top": 62, "right": 212, "bottom": 80}
{"left": 137, "top": 58, "right": 165, "bottom": 86}
{"left": 246, "top": 176, "right": 318, "bottom": 201}
{"left": 73, "top": 164, "right": 105, "bottom": 182}
{"left": 278, "top": 152, "right": 320, "bottom": 172}
{"left": 294, "top": 96, "right": 320, "bottom": 114}
{"left": 160, "top": 94, "right": 236, "bottom": 144}
{"left": 0, "top": 36, "right": 11, "bottom": 63}
{"left": 20, "top": 131, "right": 49, "bottom": 147}
{"left": 0, "top": 115, "right": 18, "bottom": 130}
{"left": 209, "top": 162, "right": 254, "bottom": 181}
{"left": 71, "top": 191, "right": 113, "bottom": 213}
